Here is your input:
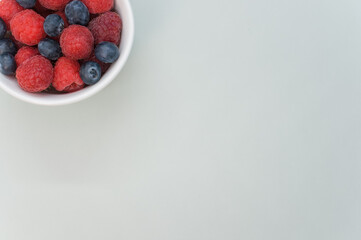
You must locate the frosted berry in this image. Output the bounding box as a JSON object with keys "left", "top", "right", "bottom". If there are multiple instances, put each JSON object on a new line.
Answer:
{"left": 16, "top": 0, "right": 36, "bottom": 9}
{"left": 0, "top": 18, "right": 6, "bottom": 39}
{"left": 44, "top": 14, "right": 65, "bottom": 37}
{"left": 38, "top": 38, "right": 62, "bottom": 60}
{"left": 55, "top": 11, "right": 69, "bottom": 27}
{"left": 85, "top": 53, "right": 110, "bottom": 73}
{"left": 80, "top": 61, "right": 101, "bottom": 85}
{"left": 0, "top": 53, "right": 16, "bottom": 75}
{"left": 65, "top": 0, "right": 89, "bottom": 26}
{"left": 95, "top": 41, "right": 119, "bottom": 63}
{"left": 0, "top": 38, "right": 17, "bottom": 55}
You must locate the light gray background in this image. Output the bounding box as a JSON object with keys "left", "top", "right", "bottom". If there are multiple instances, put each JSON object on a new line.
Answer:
{"left": 1, "top": 0, "right": 361, "bottom": 239}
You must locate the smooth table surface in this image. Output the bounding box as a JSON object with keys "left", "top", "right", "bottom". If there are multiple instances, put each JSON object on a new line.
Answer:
{"left": 1, "top": 0, "right": 361, "bottom": 239}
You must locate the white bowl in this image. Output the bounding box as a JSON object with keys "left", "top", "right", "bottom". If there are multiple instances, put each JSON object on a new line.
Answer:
{"left": 0, "top": 0, "right": 134, "bottom": 106}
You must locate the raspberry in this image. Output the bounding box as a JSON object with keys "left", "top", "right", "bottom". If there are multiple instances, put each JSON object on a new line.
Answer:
{"left": 88, "top": 11, "right": 122, "bottom": 45}
{"left": 10, "top": 10, "right": 46, "bottom": 46}
{"left": 60, "top": 25, "right": 94, "bottom": 60}
{"left": 55, "top": 11, "right": 69, "bottom": 27}
{"left": 81, "top": 0, "right": 113, "bottom": 14}
{"left": 10, "top": 36, "right": 25, "bottom": 49}
{"left": 38, "top": 0, "right": 71, "bottom": 10}
{"left": 16, "top": 55, "right": 53, "bottom": 92}
{"left": 15, "top": 46, "right": 39, "bottom": 66}
{"left": 9, "top": 34, "right": 25, "bottom": 48}
{"left": 53, "top": 57, "right": 84, "bottom": 92}
{"left": 34, "top": 1, "right": 53, "bottom": 17}
{"left": 0, "top": 0, "right": 24, "bottom": 28}
{"left": 63, "top": 82, "right": 84, "bottom": 92}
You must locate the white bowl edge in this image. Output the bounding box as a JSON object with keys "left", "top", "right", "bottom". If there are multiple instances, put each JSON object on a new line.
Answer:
{"left": 0, "top": 0, "right": 135, "bottom": 106}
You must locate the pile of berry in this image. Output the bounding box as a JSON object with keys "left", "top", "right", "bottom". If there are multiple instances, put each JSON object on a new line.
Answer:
{"left": 0, "top": 0, "right": 122, "bottom": 93}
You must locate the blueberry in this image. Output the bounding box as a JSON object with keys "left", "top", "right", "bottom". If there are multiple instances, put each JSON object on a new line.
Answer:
{"left": 0, "top": 39, "right": 17, "bottom": 55}
{"left": 0, "top": 53, "right": 16, "bottom": 76}
{"left": 80, "top": 61, "right": 102, "bottom": 85}
{"left": 95, "top": 42, "right": 120, "bottom": 63}
{"left": 16, "top": 0, "right": 36, "bottom": 8}
{"left": 38, "top": 38, "right": 62, "bottom": 60}
{"left": 44, "top": 14, "right": 65, "bottom": 37}
{"left": 0, "top": 18, "right": 6, "bottom": 40}
{"left": 65, "top": 1, "right": 90, "bottom": 26}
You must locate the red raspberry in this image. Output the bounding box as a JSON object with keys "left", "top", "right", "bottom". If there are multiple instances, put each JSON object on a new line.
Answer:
{"left": 10, "top": 10, "right": 46, "bottom": 46}
{"left": 64, "top": 82, "right": 84, "bottom": 92}
{"left": 81, "top": 0, "right": 113, "bottom": 14}
{"left": 0, "top": 0, "right": 24, "bottom": 28}
{"left": 55, "top": 11, "right": 69, "bottom": 27}
{"left": 34, "top": 1, "right": 53, "bottom": 17}
{"left": 53, "top": 57, "right": 84, "bottom": 92}
{"left": 88, "top": 11, "right": 122, "bottom": 45}
{"left": 15, "top": 46, "right": 39, "bottom": 66}
{"left": 9, "top": 34, "right": 25, "bottom": 48}
{"left": 38, "top": 0, "right": 71, "bottom": 10}
{"left": 16, "top": 56, "right": 53, "bottom": 93}
{"left": 60, "top": 25, "right": 94, "bottom": 60}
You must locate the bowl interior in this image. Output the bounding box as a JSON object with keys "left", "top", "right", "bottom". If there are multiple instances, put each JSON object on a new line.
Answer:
{"left": 0, "top": 0, "right": 134, "bottom": 106}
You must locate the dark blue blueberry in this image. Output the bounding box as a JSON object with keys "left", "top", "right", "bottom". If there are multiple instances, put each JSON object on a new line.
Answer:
{"left": 0, "top": 53, "right": 16, "bottom": 76}
{"left": 38, "top": 38, "right": 62, "bottom": 61}
{"left": 0, "top": 18, "right": 6, "bottom": 40}
{"left": 95, "top": 42, "right": 120, "bottom": 63}
{"left": 0, "top": 39, "right": 17, "bottom": 55}
{"left": 16, "top": 0, "right": 36, "bottom": 8}
{"left": 44, "top": 14, "right": 65, "bottom": 37}
{"left": 65, "top": 1, "right": 90, "bottom": 26}
{"left": 80, "top": 61, "right": 102, "bottom": 85}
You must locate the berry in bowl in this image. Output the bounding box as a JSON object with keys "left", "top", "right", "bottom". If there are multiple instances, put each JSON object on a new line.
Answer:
{"left": 0, "top": 0, "right": 134, "bottom": 105}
